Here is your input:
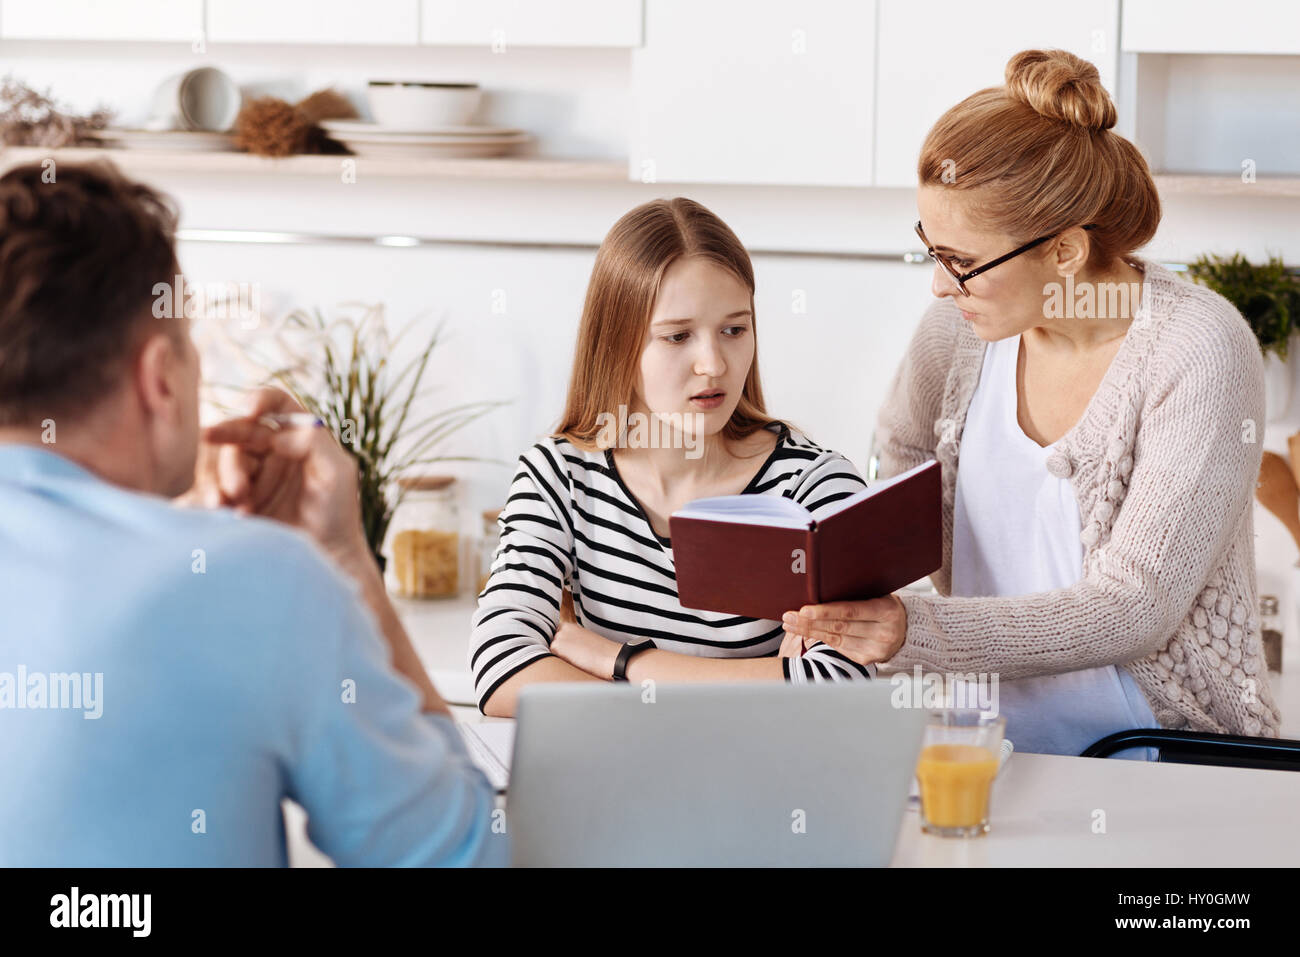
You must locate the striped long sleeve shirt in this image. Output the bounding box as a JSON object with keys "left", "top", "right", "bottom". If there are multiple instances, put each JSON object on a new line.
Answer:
{"left": 469, "top": 422, "right": 875, "bottom": 711}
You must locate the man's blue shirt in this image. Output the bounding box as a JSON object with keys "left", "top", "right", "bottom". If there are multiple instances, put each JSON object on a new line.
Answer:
{"left": 0, "top": 444, "right": 505, "bottom": 866}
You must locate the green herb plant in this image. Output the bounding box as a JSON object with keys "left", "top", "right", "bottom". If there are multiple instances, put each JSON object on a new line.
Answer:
{"left": 1188, "top": 253, "right": 1300, "bottom": 360}
{"left": 267, "top": 304, "right": 506, "bottom": 566}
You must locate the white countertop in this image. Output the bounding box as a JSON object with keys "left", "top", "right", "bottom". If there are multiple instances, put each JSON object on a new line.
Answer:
{"left": 891, "top": 751, "right": 1300, "bottom": 866}
{"left": 281, "top": 590, "right": 1300, "bottom": 866}
{"left": 393, "top": 594, "right": 483, "bottom": 707}
{"left": 455, "top": 706, "right": 1300, "bottom": 867}
{"left": 448, "top": 712, "right": 1300, "bottom": 867}
{"left": 287, "top": 728, "right": 1300, "bottom": 867}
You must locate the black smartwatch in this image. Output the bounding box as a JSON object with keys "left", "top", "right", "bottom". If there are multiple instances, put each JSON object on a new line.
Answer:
{"left": 612, "top": 639, "right": 656, "bottom": 682}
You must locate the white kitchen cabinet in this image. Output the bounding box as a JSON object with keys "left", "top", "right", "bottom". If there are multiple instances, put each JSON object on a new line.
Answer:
{"left": 420, "top": 0, "right": 642, "bottom": 48}
{"left": 1122, "top": 0, "right": 1300, "bottom": 55}
{"left": 0, "top": 0, "right": 202, "bottom": 41}
{"left": 873, "top": 0, "right": 1119, "bottom": 187}
{"left": 206, "top": 0, "right": 419, "bottom": 45}
{"left": 630, "top": 0, "right": 876, "bottom": 187}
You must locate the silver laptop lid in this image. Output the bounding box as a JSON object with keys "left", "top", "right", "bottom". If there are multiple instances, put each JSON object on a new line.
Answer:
{"left": 508, "top": 681, "right": 925, "bottom": 866}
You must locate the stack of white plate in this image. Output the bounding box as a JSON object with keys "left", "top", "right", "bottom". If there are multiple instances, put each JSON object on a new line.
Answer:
{"left": 85, "top": 129, "right": 237, "bottom": 152}
{"left": 320, "top": 119, "right": 530, "bottom": 159}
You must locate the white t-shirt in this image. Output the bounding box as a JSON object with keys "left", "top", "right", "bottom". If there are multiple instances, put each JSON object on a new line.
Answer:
{"left": 950, "top": 334, "right": 1157, "bottom": 760}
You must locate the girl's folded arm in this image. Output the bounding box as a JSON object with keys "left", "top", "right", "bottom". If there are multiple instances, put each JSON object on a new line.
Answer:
{"left": 471, "top": 442, "right": 596, "bottom": 716}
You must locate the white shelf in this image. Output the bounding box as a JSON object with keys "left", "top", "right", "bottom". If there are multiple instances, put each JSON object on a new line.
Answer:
{"left": 0, "top": 146, "right": 628, "bottom": 182}
{"left": 1153, "top": 173, "right": 1300, "bottom": 198}
{"left": 5, "top": 148, "right": 1297, "bottom": 196}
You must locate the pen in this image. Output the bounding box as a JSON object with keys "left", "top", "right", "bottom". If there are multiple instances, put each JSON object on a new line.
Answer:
{"left": 256, "top": 413, "right": 324, "bottom": 431}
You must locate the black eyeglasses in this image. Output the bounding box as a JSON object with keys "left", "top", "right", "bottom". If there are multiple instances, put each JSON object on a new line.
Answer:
{"left": 915, "top": 221, "right": 1096, "bottom": 296}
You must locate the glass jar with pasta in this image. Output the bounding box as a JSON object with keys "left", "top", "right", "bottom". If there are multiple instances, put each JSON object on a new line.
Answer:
{"left": 385, "top": 475, "right": 460, "bottom": 599}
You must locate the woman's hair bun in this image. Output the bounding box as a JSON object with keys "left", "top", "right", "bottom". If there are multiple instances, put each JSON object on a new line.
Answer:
{"left": 1004, "top": 49, "right": 1117, "bottom": 132}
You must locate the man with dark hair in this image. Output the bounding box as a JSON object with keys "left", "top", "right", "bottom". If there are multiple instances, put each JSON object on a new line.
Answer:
{"left": 0, "top": 161, "right": 505, "bottom": 866}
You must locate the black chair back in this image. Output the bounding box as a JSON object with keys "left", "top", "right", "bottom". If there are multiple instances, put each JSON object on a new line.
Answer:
{"left": 1081, "top": 728, "right": 1300, "bottom": 773}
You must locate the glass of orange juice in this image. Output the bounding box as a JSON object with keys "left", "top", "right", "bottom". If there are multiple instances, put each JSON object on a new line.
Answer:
{"left": 915, "top": 709, "right": 1005, "bottom": 837}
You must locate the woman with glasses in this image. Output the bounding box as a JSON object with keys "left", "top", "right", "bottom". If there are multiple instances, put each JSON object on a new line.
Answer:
{"left": 783, "top": 48, "right": 1282, "bottom": 753}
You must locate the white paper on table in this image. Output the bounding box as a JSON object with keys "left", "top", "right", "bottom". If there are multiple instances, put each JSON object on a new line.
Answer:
{"left": 457, "top": 720, "right": 516, "bottom": 792}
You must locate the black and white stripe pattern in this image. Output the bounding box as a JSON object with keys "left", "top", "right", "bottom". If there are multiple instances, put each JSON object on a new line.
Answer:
{"left": 469, "top": 423, "right": 874, "bottom": 710}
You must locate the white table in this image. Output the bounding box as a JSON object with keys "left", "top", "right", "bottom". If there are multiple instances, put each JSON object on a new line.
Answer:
{"left": 288, "top": 717, "right": 1300, "bottom": 868}
{"left": 394, "top": 594, "right": 483, "bottom": 707}
{"left": 289, "top": 727, "right": 1300, "bottom": 867}
{"left": 286, "top": 593, "right": 1300, "bottom": 866}
{"left": 448, "top": 713, "right": 1300, "bottom": 867}
{"left": 892, "top": 751, "right": 1300, "bottom": 866}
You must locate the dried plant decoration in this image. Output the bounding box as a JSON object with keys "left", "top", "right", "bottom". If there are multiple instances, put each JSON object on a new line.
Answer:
{"left": 295, "top": 88, "right": 357, "bottom": 126}
{"left": 232, "top": 96, "right": 309, "bottom": 157}
{"left": 233, "top": 88, "right": 358, "bottom": 157}
{"left": 0, "top": 74, "right": 112, "bottom": 147}
{"left": 295, "top": 88, "right": 358, "bottom": 154}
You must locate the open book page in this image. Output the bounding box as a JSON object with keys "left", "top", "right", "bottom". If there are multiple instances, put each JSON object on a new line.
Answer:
{"left": 672, "top": 493, "right": 813, "bottom": 529}
{"left": 671, "top": 458, "right": 939, "bottom": 528}
{"left": 457, "top": 720, "right": 515, "bottom": 792}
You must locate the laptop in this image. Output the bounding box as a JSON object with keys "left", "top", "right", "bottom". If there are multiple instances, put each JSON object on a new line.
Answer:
{"left": 507, "top": 680, "right": 926, "bottom": 867}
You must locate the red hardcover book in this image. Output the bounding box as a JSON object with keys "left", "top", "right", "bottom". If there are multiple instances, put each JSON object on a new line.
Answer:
{"left": 669, "top": 460, "right": 942, "bottom": 621}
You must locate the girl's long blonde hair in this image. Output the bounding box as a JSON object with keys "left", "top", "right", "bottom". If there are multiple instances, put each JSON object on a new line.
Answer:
{"left": 554, "top": 197, "right": 781, "bottom": 450}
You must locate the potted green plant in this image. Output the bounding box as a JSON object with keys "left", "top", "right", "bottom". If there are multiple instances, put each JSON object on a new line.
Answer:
{"left": 1188, "top": 253, "right": 1300, "bottom": 422}
{"left": 258, "top": 303, "right": 506, "bottom": 568}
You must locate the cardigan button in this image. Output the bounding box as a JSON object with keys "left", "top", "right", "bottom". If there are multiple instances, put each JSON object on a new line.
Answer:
{"left": 1045, "top": 450, "right": 1073, "bottom": 478}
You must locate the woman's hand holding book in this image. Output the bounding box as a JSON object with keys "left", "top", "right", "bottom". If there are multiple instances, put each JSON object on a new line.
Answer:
{"left": 782, "top": 595, "right": 908, "bottom": 667}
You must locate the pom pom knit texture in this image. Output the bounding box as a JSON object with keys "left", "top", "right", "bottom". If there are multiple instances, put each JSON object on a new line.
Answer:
{"left": 875, "top": 259, "right": 1282, "bottom": 737}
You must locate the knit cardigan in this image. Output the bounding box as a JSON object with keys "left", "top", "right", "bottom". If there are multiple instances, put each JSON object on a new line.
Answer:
{"left": 875, "top": 259, "right": 1283, "bottom": 738}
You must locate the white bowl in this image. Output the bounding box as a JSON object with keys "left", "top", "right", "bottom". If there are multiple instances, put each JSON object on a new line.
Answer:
{"left": 366, "top": 81, "right": 481, "bottom": 131}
